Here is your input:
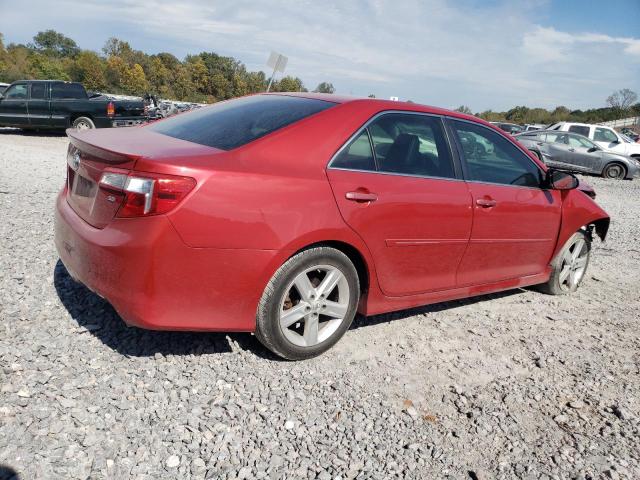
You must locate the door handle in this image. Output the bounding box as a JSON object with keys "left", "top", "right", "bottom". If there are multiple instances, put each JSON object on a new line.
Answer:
{"left": 536, "top": 142, "right": 544, "bottom": 146}
{"left": 568, "top": 148, "right": 575, "bottom": 152}
{"left": 345, "top": 191, "right": 378, "bottom": 203}
{"left": 476, "top": 198, "right": 497, "bottom": 208}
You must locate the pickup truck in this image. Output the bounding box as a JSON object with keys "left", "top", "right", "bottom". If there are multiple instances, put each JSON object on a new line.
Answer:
{"left": 0, "top": 80, "right": 147, "bottom": 130}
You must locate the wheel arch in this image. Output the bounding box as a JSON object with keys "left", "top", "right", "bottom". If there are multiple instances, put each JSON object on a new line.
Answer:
{"left": 289, "top": 240, "right": 371, "bottom": 295}
{"left": 70, "top": 113, "right": 94, "bottom": 124}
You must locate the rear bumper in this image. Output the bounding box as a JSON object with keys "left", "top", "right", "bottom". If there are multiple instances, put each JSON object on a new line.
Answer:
{"left": 54, "top": 190, "right": 276, "bottom": 332}
{"left": 93, "top": 116, "right": 147, "bottom": 128}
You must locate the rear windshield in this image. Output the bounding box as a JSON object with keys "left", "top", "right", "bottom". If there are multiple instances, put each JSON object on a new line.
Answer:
{"left": 149, "top": 95, "right": 336, "bottom": 150}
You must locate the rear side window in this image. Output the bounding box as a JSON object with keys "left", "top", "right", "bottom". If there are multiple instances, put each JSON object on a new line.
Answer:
{"left": 568, "top": 125, "right": 590, "bottom": 137}
{"left": 369, "top": 113, "right": 454, "bottom": 178}
{"left": 51, "top": 83, "right": 87, "bottom": 99}
{"left": 332, "top": 130, "right": 376, "bottom": 171}
{"left": 31, "top": 83, "right": 47, "bottom": 100}
{"left": 149, "top": 95, "right": 336, "bottom": 150}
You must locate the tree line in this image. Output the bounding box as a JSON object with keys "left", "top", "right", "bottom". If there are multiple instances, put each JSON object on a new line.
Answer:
{"left": 0, "top": 30, "right": 335, "bottom": 102}
{"left": 456, "top": 87, "right": 639, "bottom": 126}
{"left": 1, "top": 29, "right": 637, "bottom": 124}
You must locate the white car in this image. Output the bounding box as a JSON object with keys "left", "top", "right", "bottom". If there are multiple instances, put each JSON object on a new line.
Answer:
{"left": 548, "top": 122, "right": 640, "bottom": 159}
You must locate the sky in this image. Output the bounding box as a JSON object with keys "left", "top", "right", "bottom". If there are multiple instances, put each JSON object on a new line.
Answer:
{"left": 1, "top": 0, "right": 639, "bottom": 111}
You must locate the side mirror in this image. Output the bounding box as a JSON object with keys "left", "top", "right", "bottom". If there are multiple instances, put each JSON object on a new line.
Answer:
{"left": 546, "top": 169, "right": 579, "bottom": 190}
{"left": 587, "top": 146, "right": 599, "bottom": 153}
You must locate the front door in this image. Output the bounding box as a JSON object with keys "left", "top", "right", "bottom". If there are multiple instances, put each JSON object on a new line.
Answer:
{"left": 327, "top": 113, "right": 472, "bottom": 296}
{"left": 449, "top": 119, "right": 562, "bottom": 286}
{"left": 0, "top": 83, "right": 29, "bottom": 127}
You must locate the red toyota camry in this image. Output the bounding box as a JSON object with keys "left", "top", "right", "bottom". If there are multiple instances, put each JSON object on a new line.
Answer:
{"left": 55, "top": 93, "right": 610, "bottom": 360}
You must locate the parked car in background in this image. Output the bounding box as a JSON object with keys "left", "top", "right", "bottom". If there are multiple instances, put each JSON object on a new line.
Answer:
{"left": 491, "top": 122, "right": 524, "bottom": 135}
{"left": 55, "top": 93, "right": 610, "bottom": 360}
{"left": 524, "top": 123, "right": 545, "bottom": 131}
{"left": 548, "top": 121, "right": 640, "bottom": 159}
{"left": 0, "top": 82, "right": 9, "bottom": 95}
{"left": 620, "top": 128, "right": 639, "bottom": 143}
{"left": 515, "top": 130, "right": 639, "bottom": 179}
{"left": 0, "top": 80, "right": 147, "bottom": 130}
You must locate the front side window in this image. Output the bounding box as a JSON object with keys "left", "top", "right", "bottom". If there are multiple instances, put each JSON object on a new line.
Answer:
{"left": 567, "top": 134, "right": 595, "bottom": 149}
{"left": 31, "top": 83, "right": 47, "bottom": 100}
{"left": 568, "top": 125, "right": 590, "bottom": 137}
{"left": 150, "top": 94, "right": 336, "bottom": 150}
{"left": 51, "top": 83, "right": 87, "bottom": 100}
{"left": 367, "top": 113, "right": 455, "bottom": 178}
{"left": 452, "top": 120, "right": 542, "bottom": 188}
{"left": 594, "top": 127, "right": 618, "bottom": 143}
{"left": 3, "top": 84, "right": 27, "bottom": 99}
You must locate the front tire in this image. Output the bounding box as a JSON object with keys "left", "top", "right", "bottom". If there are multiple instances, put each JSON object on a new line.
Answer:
{"left": 538, "top": 230, "right": 591, "bottom": 295}
{"left": 72, "top": 116, "right": 95, "bottom": 130}
{"left": 255, "top": 247, "right": 360, "bottom": 360}
{"left": 602, "top": 163, "right": 626, "bottom": 179}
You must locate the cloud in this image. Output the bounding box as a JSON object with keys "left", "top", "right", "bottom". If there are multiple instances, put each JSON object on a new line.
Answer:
{"left": 2, "top": 0, "right": 639, "bottom": 110}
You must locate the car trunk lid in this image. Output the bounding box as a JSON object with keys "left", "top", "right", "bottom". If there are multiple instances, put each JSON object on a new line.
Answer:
{"left": 65, "top": 127, "right": 222, "bottom": 228}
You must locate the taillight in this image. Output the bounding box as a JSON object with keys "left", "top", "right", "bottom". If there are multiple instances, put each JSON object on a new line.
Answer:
{"left": 107, "top": 101, "right": 115, "bottom": 117}
{"left": 99, "top": 171, "right": 196, "bottom": 217}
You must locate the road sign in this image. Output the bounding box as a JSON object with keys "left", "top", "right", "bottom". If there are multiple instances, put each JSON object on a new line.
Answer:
{"left": 266, "top": 51, "right": 288, "bottom": 92}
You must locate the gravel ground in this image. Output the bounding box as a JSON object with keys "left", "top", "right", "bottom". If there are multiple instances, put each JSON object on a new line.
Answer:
{"left": 0, "top": 129, "right": 639, "bottom": 480}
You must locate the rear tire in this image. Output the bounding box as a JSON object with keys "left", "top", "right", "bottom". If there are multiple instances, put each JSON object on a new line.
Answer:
{"left": 602, "top": 163, "right": 626, "bottom": 179}
{"left": 537, "top": 230, "right": 591, "bottom": 295}
{"left": 72, "top": 116, "right": 95, "bottom": 130}
{"left": 255, "top": 247, "right": 360, "bottom": 360}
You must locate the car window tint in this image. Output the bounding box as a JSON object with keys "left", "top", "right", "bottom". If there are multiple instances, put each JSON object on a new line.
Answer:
{"left": 452, "top": 120, "right": 542, "bottom": 188}
{"left": 31, "top": 83, "right": 47, "bottom": 100}
{"left": 367, "top": 113, "right": 454, "bottom": 178}
{"left": 568, "top": 125, "right": 590, "bottom": 137}
{"left": 594, "top": 127, "right": 618, "bottom": 143}
{"left": 51, "top": 83, "right": 86, "bottom": 99}
{"left": 150, "top": 95, "right": 336, "bottom": 150}
{"left": 331, "top": 130, "right": 376, "bottom": 171}
{"left": 4, "top": 84, "right": 27, "bottom": 99}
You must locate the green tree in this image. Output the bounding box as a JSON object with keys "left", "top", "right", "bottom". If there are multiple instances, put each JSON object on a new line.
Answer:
{"left": 314, "top": 82, "right": 335, "bottom": 94}
{"left": 70, "top": 51, "right": 106, "bottom": 90}
{"left": 122, "top": 63, "right": 148, "bottom": 94}
{"left": 273, "top": 76, "right": 306, "bottom": 92}
{"left": 454, "top": 105, "right": 472, "bottom": 114}
{"left": 31, "top": 30, "right": 80, "bottom": 57}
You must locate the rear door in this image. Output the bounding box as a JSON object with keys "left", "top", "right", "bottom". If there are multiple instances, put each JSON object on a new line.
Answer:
{"left": 543, "top": 132, "right": 578, "bottom": 169}
{"left": 449, "top": 119, "right": 562, "bottom": 286}
{"left": 327, "top": 112, "right": 472, "bottom": 296}
{"left": 27, "top": 82, "right": 51, "bottom": 127}
{"left": 0, "top": 83, "right": 29, "bottom": 126}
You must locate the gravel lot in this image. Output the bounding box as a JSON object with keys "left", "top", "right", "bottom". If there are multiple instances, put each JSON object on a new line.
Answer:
{"left": 1, "top": 129, "right": 639, "bottom": 480}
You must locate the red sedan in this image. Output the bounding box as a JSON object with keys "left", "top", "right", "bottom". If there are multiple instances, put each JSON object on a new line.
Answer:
{"left": 55, "top": 94, "right": 610, "bottom": 360}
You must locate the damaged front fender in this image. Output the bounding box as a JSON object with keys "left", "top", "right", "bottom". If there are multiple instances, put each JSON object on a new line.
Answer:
{"left": 552, "top": 189, "right": 610, "bottom": 259}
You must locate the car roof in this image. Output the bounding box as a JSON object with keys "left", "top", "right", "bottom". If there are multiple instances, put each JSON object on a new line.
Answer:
{"left": 262, "top": 92, "right": 491, "bottom": 126}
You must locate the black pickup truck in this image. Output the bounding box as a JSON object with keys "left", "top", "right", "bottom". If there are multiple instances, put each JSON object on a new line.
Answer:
{"left": 0, "top": 80, "right": 147, "bottom": 130}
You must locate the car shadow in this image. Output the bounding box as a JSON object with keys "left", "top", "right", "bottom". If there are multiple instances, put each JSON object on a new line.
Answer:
{"left": 54, "top": 260, "right": 525, "bottom": 361}
{"left": 350, "top": 289, "right": 522, "bottom": 330}
{"left": 0, "top": 465, "right": 20, "bottom": 480}
{"left": 53, "top": 260, "right": 281, "bottom": 361}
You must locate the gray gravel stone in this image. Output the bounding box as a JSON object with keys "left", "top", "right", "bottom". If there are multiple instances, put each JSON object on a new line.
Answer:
{"left": 1, "top": 131, "right": 639, "bottom": 479}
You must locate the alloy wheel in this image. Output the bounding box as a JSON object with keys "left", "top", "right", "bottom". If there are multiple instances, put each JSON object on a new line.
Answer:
{"left": 278, "top": 265, "right": 350, "bottom": 347}
{"left": 558, "top": 236, "right": 589, "bottom": 292}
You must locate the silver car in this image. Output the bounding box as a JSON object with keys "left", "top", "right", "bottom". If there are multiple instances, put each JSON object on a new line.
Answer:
{"left": 515, "top": 130, "right": 640, "bottom": 180}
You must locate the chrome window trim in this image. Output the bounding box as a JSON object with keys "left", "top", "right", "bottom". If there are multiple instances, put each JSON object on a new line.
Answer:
{"left": 329, "top": 166, "right": 466, "bottom": 183}
{"left": 446, "top": 116, "right": 547, "bottom": 189}
{"left": 326, "top": 110, "right": 459, "bottom": 181}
